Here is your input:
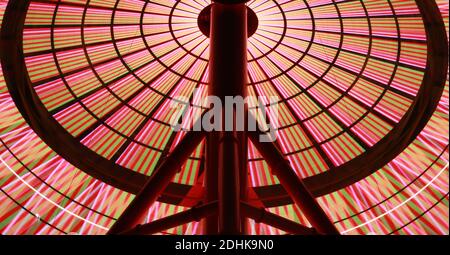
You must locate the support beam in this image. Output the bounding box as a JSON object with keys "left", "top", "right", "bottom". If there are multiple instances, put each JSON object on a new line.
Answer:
{"left": 107, "top": 130, "right": 206, "bottom": 234}
{"left": 204, "top": 133, "right": 219, "bottom": 234}
{"left": 241, "top": 202, "right": 317, "bottom": 235}
{"left": 120, "top": 202, "right": 218, "bottom": 235}
{"left": 239, "top": 129, "right": 249, "bottom": 234}
{"left": 209, "top": 2, "right": 248, "bottom": 100}
{"left": 218, "top": 130, "right": 241, "bottom": 234}
{"left": 208, "top": 1, "right": 249, "bottom": 235}
{"left": 248, "top": 128, "right": 340, "bottom": 235}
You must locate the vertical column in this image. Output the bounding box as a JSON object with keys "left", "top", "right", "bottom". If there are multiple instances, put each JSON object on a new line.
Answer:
{"left": 239, "top": 112, "right": 249, "bottom": 234}
{"left": 208, "top": 1, "right": 248, "bottom": 235}
{"left": 204, "top": 132, "right": 219, "bottom": 234}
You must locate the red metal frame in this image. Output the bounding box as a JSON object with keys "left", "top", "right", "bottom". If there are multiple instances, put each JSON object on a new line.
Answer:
{"left": 108, "top": 0, "right": 338, "bottom": 235}
{"left": 0, "top": 0, "right": 446, "bottom": 237}
{"left": 120, "top": 202, "right": 218, "bottom": 235}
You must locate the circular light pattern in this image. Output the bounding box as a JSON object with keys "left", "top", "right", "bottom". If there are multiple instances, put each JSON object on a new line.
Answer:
{"left": 247, "top": 0, "right": 286, "bottom": 61}
{"left": 11, "top": 0, "right": 446, "bottom": 194}
{"left": 0, "top": 0, "right": 448, "bottom": 235}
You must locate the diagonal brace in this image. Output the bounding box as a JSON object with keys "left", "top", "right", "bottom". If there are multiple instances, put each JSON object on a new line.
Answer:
{"left": 247, "top": 120, "right": 340, "bottom": 235}
{"left": 119, "top": 202, "right": 218, "bottom": 235}
{"left": 108, "top": 129, "right": 207, "bottom": 234}
{"left": 241, "top": 202, "right": 317, "bottom": 235}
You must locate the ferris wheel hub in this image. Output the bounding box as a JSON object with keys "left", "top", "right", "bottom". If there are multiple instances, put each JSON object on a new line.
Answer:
{"left": 198, "top": 4, "right": 259, "bottom": 38}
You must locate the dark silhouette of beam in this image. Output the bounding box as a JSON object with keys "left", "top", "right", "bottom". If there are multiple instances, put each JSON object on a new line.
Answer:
{"left": 107, "top": 130, "right": 206, "bottom": 234}
{"left": 208, "top": 1, "right": 249, "bottom": 235}
{"left": 241, "top": 202, "right": 317, "bottom": 235}
{"left": 204, "top": 132, "right": 220, "bottom": 234}
{"left": 248, "top": 126, "right": 340, "bottom": 235}
{"left": 120, "top": 202, "right": 218, "bottom": 235}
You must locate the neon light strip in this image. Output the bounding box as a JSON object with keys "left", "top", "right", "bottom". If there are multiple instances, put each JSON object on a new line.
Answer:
{"left": 341, "top": 163, "right": 449, "bottom": 234}
{"left": 0, "top": 156, "right": 109, "bottom": 231}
